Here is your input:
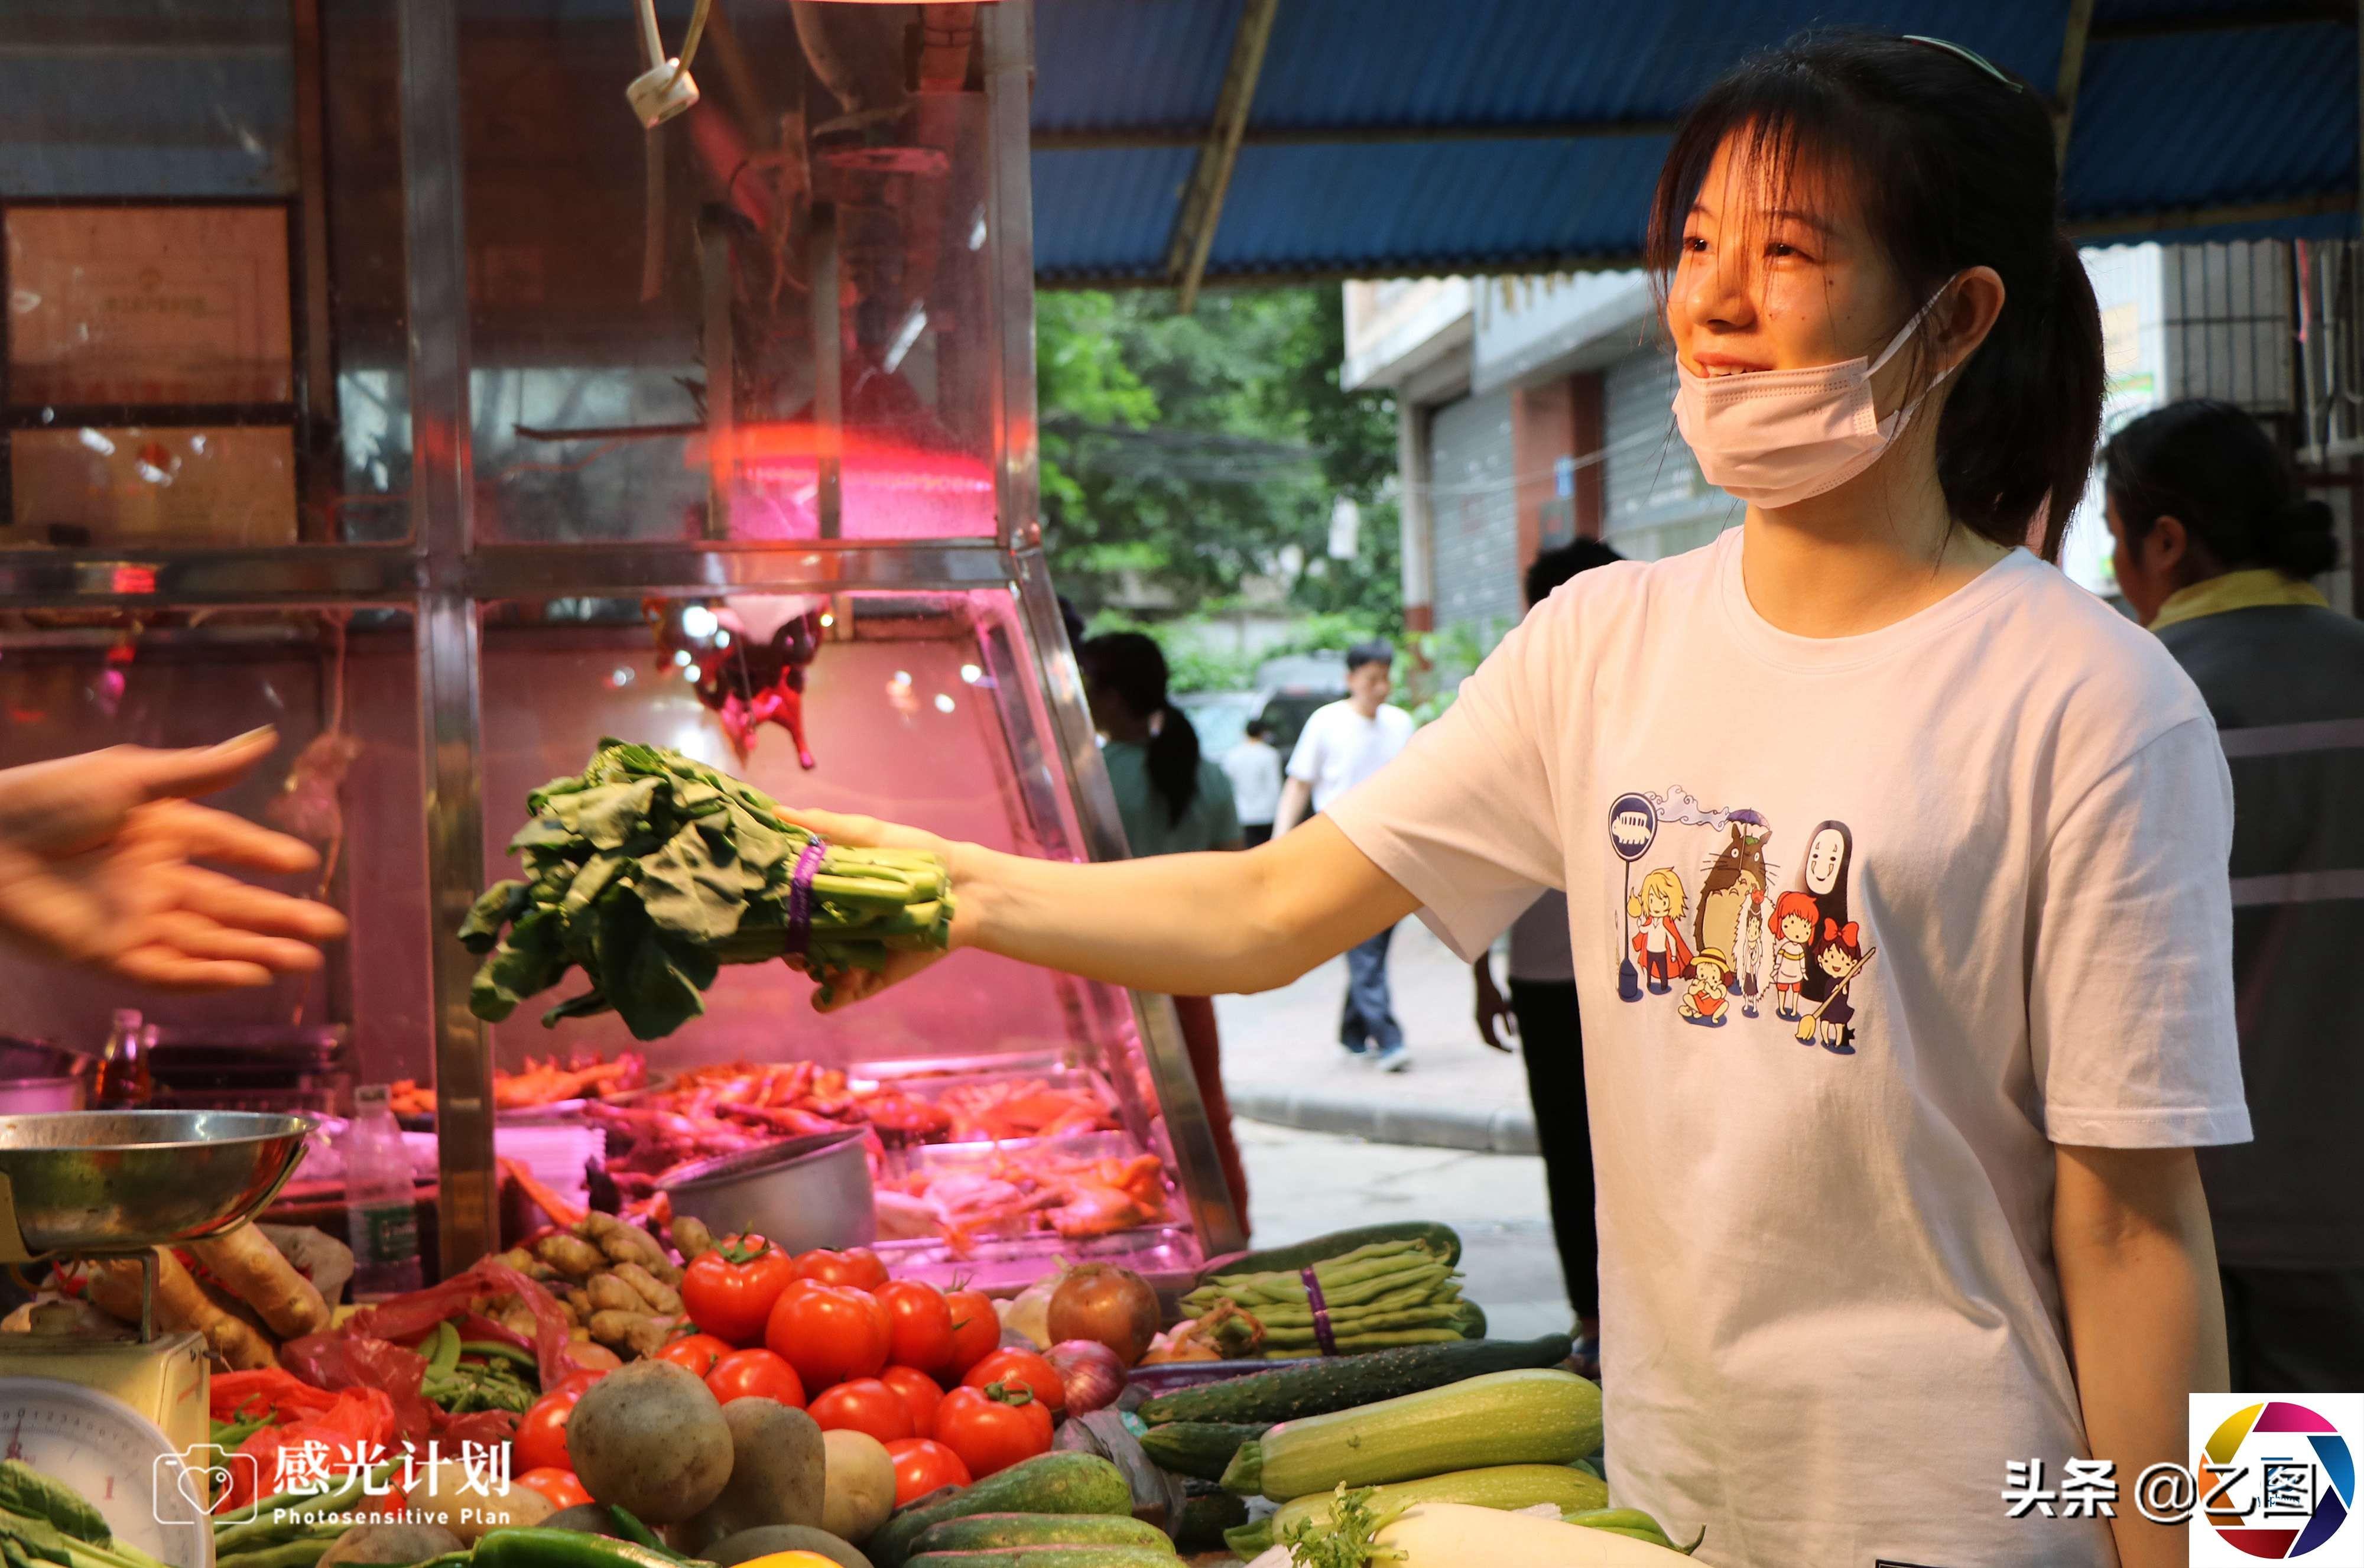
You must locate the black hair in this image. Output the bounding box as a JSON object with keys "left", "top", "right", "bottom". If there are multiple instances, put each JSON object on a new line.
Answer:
{"left": 1056, "top": 595, "right": 1087, "bottom": 651}
{"left": 1245, "top": 717, "right": 1272, "bottom": 741}
{"left": 1344, "top": 640, "right": 1394, "bottom": 675}
{"left": 2102, "top": 398, "right": 2339, "bottom": 582}
{"left": 1078, "top": 632, "right": 1201, "bottom": 829}
{"left": 1525, "top": 538, "right": 1624, "bottom": 608}
{"left": 1647, "top": 31, "right": 2104, "bottom": 560}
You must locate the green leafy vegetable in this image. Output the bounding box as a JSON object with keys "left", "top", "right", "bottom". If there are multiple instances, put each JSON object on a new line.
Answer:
{"left": 0, "top": 1465, "right": 109, "bottom": 1548}
{"left": 1282, "top": 1486, "right": 1404, "bottom": 1568}
{"left": 462, "top": 740, "right": 955, "bottom": 1039}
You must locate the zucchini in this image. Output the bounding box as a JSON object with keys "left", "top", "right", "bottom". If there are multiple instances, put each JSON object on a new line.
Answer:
{"left": 1137, "top": 1333, "right": 1571, "bottom": 1427}
{"left": 1135, "top": 1422, "right": 1265, "bottom": 1482}
{"left": 910, "top": 1517, "right": 1172, "bottom": 1554}
{"left": 903, "top": 1551, "right": 1177, "bottom": 1568}
{"left": 1172, "top": 1483, "right": 1248, "bottom": 1554}
{"left": 1224, "top": 1464, "right": 1611, "bottom": 1557}
{"left": 1195, "top": 1222, "right": 1462, "bottom": 1284}
{"left": 868, "top": 1454, "right": 1131, "bottom": 1568}
{"left": 1222, "top": 1369, "right": 1603, "bottom": 1501}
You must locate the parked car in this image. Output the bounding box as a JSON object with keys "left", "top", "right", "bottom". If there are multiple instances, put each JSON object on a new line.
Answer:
{"left": 1173, "top": 690, "right": 1264, "bottom": 760}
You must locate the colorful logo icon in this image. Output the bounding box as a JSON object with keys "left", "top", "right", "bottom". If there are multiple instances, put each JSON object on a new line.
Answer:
{"left": 2196, "top": 1399, "right": 2357, "bottom": 1560}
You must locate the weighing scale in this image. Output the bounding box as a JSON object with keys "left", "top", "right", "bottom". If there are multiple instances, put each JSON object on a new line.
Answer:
{"left": 0, "top": 1111, "right": 316, "bottom": 1568}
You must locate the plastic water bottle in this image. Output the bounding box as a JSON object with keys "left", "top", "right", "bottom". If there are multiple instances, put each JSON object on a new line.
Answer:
{"left": 344, "top": 1084, "right": 423, "bottom": 1297}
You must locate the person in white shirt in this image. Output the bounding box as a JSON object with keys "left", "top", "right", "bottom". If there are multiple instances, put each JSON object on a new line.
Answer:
{"left": 1218, "top": 718, "right": 1284, "bottom": 848}
{"left": 1473, "top": 537, "right": 1622, "bottom": 1376}
{"left": 782, "top": 34, "right": 2244, "bottom": 1568}
{"left": 1274, "top": 642, "right": 1417, "bottom": 1069}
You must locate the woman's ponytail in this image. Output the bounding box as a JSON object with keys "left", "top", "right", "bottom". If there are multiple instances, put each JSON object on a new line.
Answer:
{"left": 1078, "top": 631, "right": 1203, "bottom": 829}
{"left": 2103, "top": 397, "right": 2343, "bottom": 582}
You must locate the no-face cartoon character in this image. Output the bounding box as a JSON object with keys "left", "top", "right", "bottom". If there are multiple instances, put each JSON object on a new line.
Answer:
{"left": 1795, "top": 822, "right": 1854, "bottom": 1011}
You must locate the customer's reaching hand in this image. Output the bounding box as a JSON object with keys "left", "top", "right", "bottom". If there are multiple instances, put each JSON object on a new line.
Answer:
{"left": 0, "top": 729, "right": 349, "bottom": 989}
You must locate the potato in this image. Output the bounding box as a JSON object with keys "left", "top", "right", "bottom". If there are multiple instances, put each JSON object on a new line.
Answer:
{"left": 566, "top": 1359, "right": 735, "bottom": 1524}
{"left": 708, "top": 1524, "right": 873, "bottom": 1568}
{"left": 818, "top": 1430, "right": 896, "bottom": 1546}
{"left": 316, "top": 1523, "right": 465, "bottom": 1568}
{"left": 543, "top": 1504, "right": 627, "bottom": 1537}
{"left": 682, "top": 1398, "right": 827, "bottom": 1551}
{"left": 407, "top": 1461, "right": 555, "bottom": 1543}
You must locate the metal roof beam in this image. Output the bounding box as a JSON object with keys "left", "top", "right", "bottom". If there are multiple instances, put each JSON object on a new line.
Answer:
{"left": 1164, "top": 0, "right": 1282, "bottom": 313}
{"left": 1042, "top": 116, "right": 1677, "bottom": 152}
{"left": 2054, "top": 0, "right": 2097, "bottom": 165}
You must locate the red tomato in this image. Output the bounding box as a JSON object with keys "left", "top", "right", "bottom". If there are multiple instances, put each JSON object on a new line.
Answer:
{"left": 517, "top": 1390, "right": 579, "bottom": 1474}
{"left": 550, "top": 1368, "right": 608, "bottom": 1401}
{"left": 931, "top": 1382, "right": 1053, "bottom": 1479}
{"left": 705, "top": 1348, "right": 808, "bottom": 1408}
{"left": 791, "top": 1248, "right": 890, "bottom": 1292}
{"left": 878, "top": 1365, "right": 943, "bottom": 1436}
{"left": 961, "top": 1348, "right": 1064, "bottom": 1413}
{"left": 941, "top": 1288, "right": 1001, "bottom": 1378}
{"left": 765, "top": 1281, "right": 891, "bottom": 1390}
{"left": 875, "top": 1280, "right": 955, "bottom": 1375}
{"left": 681, "top": 1235, "right": 798, "bottom": 1346}
{"left": 884, "top": 1437, "right": 972, "bottom": 1507}
{"left": 514, "top": 1468, "right": 591, "bottom": 1509}
{"left": 654, "top": 1333, "right": 735, "bottom": 1379}
{"left": 808, "top": 1378, "right": 914, "bottom": 1443}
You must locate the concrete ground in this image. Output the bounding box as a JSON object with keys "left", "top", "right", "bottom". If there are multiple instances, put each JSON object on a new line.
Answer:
{"left": 1215, "top": 921, "right": 1577, "bottom": 1340}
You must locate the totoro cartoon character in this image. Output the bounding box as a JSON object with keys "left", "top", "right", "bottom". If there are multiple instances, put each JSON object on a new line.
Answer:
{"left": 1692, "top": 810, "right": 1771, "bottom": 970}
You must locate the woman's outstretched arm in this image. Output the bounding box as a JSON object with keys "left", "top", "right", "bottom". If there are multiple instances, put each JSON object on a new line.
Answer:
{"left": 786, "top": 808, "right": 1420, "bottom": 1008}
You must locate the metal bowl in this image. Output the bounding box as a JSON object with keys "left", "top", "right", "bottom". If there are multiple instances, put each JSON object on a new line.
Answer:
{"left": 660, "top": 1126, "right": 876, "bottom": 1254}
{"left": 0, "top": 1110, "right": 316, "bottom": 1258}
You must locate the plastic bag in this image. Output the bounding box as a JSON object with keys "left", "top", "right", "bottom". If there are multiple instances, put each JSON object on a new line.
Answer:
{"left": 278, "top": 1335, "right": 440, "bottom": 1444}
{"left": 336, "top": 1258, "right": 587, "bottom": 1389}
{"left": 220, "top": 1385, "right": 397, "bottom": 1511}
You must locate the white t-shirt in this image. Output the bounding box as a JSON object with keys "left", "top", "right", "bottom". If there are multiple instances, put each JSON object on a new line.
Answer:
{"left": 1326, "top": 528, "right": 2249, "bottom": 1568}
{"left": 1218, "top": 738, "right": 1284, "bottom": 827}
{"left": 1286, "top": 698, "right": 1416, "bottom": 814}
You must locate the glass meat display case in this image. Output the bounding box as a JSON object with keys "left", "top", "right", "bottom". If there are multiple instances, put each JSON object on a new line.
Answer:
{"left": 0, "top": 0, "right": 1243, "bottom": 1289}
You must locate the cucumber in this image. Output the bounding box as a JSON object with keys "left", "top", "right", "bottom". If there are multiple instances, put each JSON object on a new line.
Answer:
{"left": 1171, "top": 1483, "right": 1248, "bottom": 1554}
{"left": 868, "top": 1454, "right": 1132, "bottom": 1568}
{"left": 1135, "top": 1422, "right": 1265, "bottom": 1482}
{"left": 910, "top": 1517, "right": 1173, "bottom": 1554}
{"left": 903, "top": 1552, "right": 1177, "bottom": 1568}
{"left": 1224, "top": 1463, "right": 1611, "bottom": 1556}
{"left": 1222, "top": 1369, "right": 1603, "bottom": 1501}
{"left": 1136, "top": 1333, "right": 1571, "bottom": 1427}
{"left": 1194, "top": 1222, "right": 1462, "bottom": 1284}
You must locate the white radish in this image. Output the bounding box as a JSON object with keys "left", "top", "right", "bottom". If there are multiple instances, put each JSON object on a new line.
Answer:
{"left": 1378, "top": 1502, "right": 1696, "bottom": 1566}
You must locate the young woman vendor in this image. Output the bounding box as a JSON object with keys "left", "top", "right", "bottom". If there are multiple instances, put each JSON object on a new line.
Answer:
{"left": 795, "top": 34, "right": 2248, "bottom": 1568}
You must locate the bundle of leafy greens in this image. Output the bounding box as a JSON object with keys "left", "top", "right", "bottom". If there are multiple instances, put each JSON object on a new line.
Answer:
{"left": 460, "top": 739, "right": 953, "bottom": 1039}
{"left": 0, "top": 1460, "right": 170, "bottom": 1568}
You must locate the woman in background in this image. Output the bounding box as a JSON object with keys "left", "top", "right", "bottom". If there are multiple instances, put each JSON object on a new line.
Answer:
{"left": 2105, "top": 398, "right": 2364, "bottom": 1392}
{"left": 1077, "top": 632, "right": 1251, "bottom": 1228}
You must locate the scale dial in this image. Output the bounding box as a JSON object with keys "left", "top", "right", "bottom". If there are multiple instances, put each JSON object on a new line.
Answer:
{"left": 0, "top": 1379, "right": 213, "bottom": 1568}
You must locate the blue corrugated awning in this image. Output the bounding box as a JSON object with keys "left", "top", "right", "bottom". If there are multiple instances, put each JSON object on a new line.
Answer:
{"left": 1032, "top": 0, "right": 2361, "bottom": 288}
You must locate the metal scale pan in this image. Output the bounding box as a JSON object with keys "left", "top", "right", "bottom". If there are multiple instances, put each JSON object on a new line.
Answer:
{"left": 0, "top": 1110, "right": 316, "bottom": 1335}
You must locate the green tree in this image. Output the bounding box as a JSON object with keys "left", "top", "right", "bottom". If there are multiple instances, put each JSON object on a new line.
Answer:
{"left": 1035, "top": 287, "right": 1401, "bottom": 635}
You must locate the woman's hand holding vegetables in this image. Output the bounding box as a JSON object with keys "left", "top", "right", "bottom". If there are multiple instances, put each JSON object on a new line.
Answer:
{"left": 0, "top": 729, "right": 347, "bottom": 989}
{"left": 770, "top": 805, "right": 968, "bottom": 1010}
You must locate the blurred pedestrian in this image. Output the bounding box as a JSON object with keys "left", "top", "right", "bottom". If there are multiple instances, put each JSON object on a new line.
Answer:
{"left": 1273, "top": 641, "right": 1415, "bottom": 1069}
{"left": 2104, "top": 398, "right": 2364, "bottom": 1394}
{"left": 1471, "top": 537, "right": 1622, "bottom": 1374}
{"left": 1079, "top": 632, "right": 1251, "bottom": 1226}
{"left": 1220, "top": 717, "right": 1284, "bottom": 848}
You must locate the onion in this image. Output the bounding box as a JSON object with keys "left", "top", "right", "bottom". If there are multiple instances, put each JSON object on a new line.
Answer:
{"left": 1044, "top": 1339, "right": 1127, "bottom": 1414}
{"left": 1047, "top": 1262, "right": 1161, "bottom": 1366}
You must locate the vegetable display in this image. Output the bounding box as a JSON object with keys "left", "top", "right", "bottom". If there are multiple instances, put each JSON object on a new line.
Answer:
{"left": 1225, "top": 1464, "right": 1610, "bottom": 1556}
{"left": 1223, "top": 1369, "right": 1603, "bottom": 1500}
{"left": 1135, "top": 1333, "right": 1574, "bottom": 1427}
{"left": 1181, "top": 1240, "right": 1479, "bottom": 1358}
{"left": 865, "top": 1453, "right": 1133, "bottom": 1568}
{"left": 461, "top": 740, "right": 954, "bottom": 1038}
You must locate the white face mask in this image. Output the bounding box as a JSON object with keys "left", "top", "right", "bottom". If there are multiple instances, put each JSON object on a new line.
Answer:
{"left": 1671, "top": 288, "right": 1957, "bottom": 509}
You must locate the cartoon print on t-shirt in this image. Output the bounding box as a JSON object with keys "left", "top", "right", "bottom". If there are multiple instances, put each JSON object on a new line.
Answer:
{"left": 1769, "top": 889, "right": 1819, "bottom": 1018}
{"left": 1691, "top": 813, "right": 1773, "bottom": 972}
{"left": 1801, "top": 919, "right": 1876, "bottom": 1055}
{"left": 1626, "top": 867, "right": 1693, "bottom": 995}
{"left": 1680, "top": 949, "right": 1732, "bottom": 1025}
{"left": 1796, "top": 820, "right": 1855, "bottom": 1017}
{"left": 1732, "top": 891, "right": 1772, "bottom": 1017}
